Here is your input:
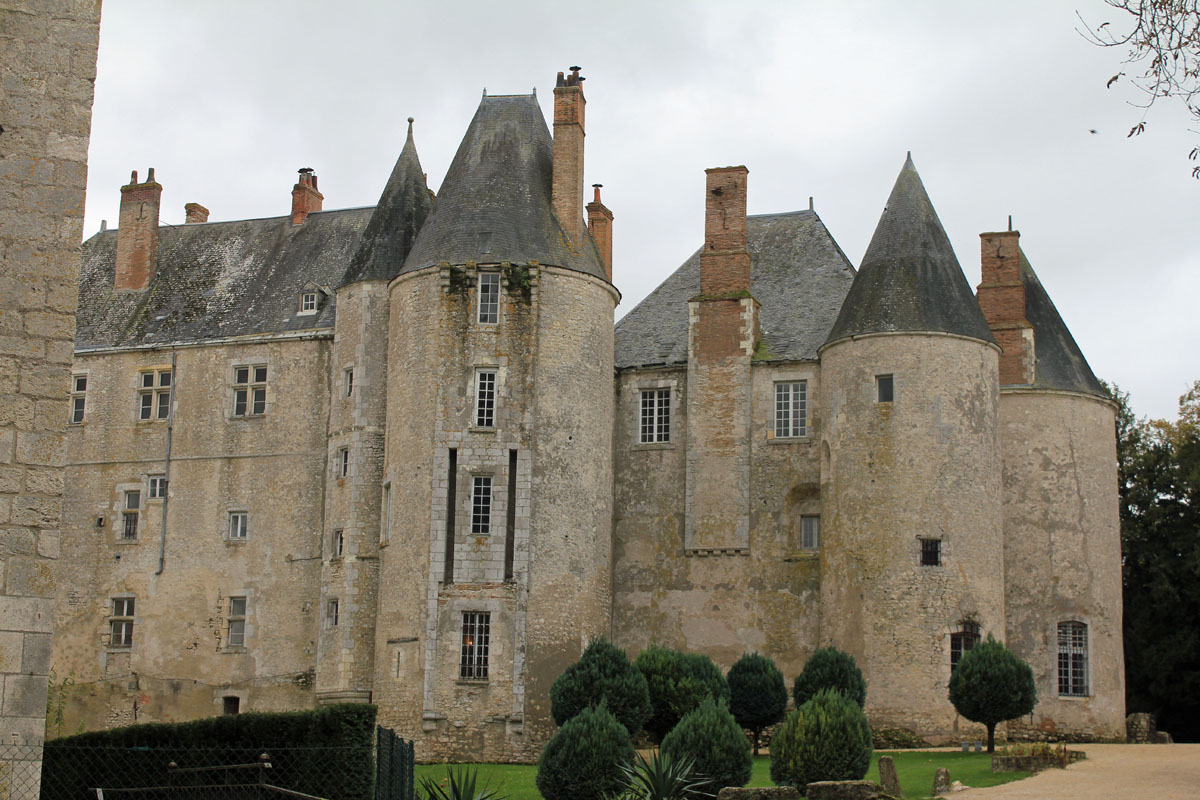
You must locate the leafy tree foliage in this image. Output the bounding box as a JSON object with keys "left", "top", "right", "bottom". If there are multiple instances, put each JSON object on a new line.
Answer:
{"left": 550, "top": 639, "right": 651, "bottom": 737}
{"left": 1109, "top": 380, "right": 1200, "bottom": 741}
{"left": 769, "top": 688, "right": 873, "bottom": 790}
{"left": 634, "top": 645, "right": 709, "bottom": 743}
{"left": 536, "top": 704, "right": 635, "bottom": 800}
{"left": 947, "top": 634, "right": 1036, "bottom": 752}
{"left": 793, "top": 646, "right": 867, "bottom": 709}
{"left": 660, "top": 697, "right": 752, "bottom": 793}
{"left": 727, "top": 652, "right": 788, "bottom": 755}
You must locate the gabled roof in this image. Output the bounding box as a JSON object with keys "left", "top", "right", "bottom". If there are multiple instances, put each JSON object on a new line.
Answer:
{"left": 1018, "top": 250, "right": 1106, "bottom": 397}
{"left": 76, "top": 208, "right": 370, "bottom": 351}
{"left": 400, "top": 93, "right": 608, "bottom": 280}
{"left": 825, "top": 155, "right": 995, "bottom": 347}
{"left": 340, "top": 119, "right": 432, "bottom": 286}
{"left": 615, "top": 210, "right": 856, "bottom": 369}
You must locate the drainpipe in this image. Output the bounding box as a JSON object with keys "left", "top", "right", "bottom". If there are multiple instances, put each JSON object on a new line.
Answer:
{"left": 155, "top": 351, "right": 177, "bottom": 575}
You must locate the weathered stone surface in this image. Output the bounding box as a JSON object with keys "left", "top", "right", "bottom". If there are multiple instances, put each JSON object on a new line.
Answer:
{"left": 932, "top": 768, "right": 952, "bottom": 797}
{"left": 878, "top": 755, "right": 903, "bottom": 798}
{"left": 717, "top": 788, "right": 802, "bottom": 800}
{"left": 805, "top": 780, "right": 892, "bottom": 800}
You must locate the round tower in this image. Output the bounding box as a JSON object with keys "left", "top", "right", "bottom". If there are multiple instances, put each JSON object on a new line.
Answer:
{"left": 818, "top": 155, "right": 1004, "bottom": 743}
{"left": 374, "top": 73, "right": 617, "bottom": 761}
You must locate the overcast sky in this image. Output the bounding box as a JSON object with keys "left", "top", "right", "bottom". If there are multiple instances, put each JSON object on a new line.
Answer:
{"left": 83, "top": 1, "right": 1197, "bottom": 421}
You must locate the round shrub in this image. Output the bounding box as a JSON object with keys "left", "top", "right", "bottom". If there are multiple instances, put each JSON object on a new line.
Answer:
{"left": 550, "top": 638, "right": 651, "bottom": 736}
{"left": 680, "top": 652, "right": 730, "bottom": 704}
{"left": 948, "top": 634, "right": 1036, "bottom": 752}
{"left": 635, "top": 645, "right": 708, "bottom": 742}
{"left": 536, "top": 703, "right": 635, "bottom": 800}
{"left": 793, "top": 646, "right": 867, "bottom": 708}
{"left": 769, "top": 688, "right": 873, "bottom": 790}
{"left": 660, "top": 697, "right": 752, "bottom": 793}
{"left": 727, "top": 652, "right": 788, "bottom": 755}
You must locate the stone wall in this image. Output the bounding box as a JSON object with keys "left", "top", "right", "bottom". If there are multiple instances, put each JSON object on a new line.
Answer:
{"left": 0, "top": 0, "right": 101, "bottom": 759}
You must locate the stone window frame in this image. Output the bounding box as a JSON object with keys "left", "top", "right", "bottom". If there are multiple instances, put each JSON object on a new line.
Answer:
{"left": 343, "top": 367, "right": 354, "bottom": 398}
{"left": 473, "top": 368, "right": 498, "bottom": 430}
{"left": 380, "top": 482, "right": 392, "bottom": 546}
{"left": 70, "top": 372, "right": 88, "bottom": 424}
{"left": 950, "top": 620, "right": 981, "bottom": 672}
{"left": 225, "top": 593, "right": 249, "bottom": 650}
{"left": 919, "top": 536, "right": 942, "bottom": 567}
{"left": 632, "top": 377, "right": 678, "bottom": 449}
{"left": 108, "top": 595, "right": 136, "bottom": 650}
{"left": 336, "top": 446, "right": 350, "bottom": 479}
{"left": 148, "top": 474, "right": 168, "bottom": 500}
{"left": 470, "top": 474, "right": 493, "bottom": 536}
{"left": 767, "top": 369, "right": 815, "bottom": 442}
{"left": 298, "top": 291, "right": 319, "bottom": 315}
{"left": 800, "top": 514, "right": 821, "bottom": 550}
{"left": 459, "top": 610, "right": 491, "bottom": 682}
{"left": 326, "top": 598, "right": 340, "bottom": 628}
{"left": 137, "top": 367, "right": 172, "bottom": 422}
{"left": 330, "top": 528, "right": 344, "bottom": 559}
{"left": 119, "top": 489, "right": 141, "bottom": 541}
{"left": 227, "top": 510, "right": 249, "bottom": 543}
{"left": 876, "top": 373, "right": 895, "bottom": 404}
{"left": 230, "top": 363, "right": 268, "bottom": 419}
{"left": 1057, "top": 620, "right": 1090, "bottom": 698}
{"left": 477, "top": 271, "right": 501, "bottom": 325}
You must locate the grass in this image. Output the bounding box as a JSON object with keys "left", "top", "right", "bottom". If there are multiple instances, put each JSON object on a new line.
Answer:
{"left": 414, "top": 750, "right": 1031, "bottom": 799}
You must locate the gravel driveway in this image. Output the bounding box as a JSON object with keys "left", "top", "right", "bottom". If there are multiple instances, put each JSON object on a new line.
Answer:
{"left": 952, "top": 743, "right": 1200, "bottom": 800}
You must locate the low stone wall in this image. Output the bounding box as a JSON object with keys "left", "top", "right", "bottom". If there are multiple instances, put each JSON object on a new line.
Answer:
{"left": 717, "top": 789, "right": 802, "bottom": 800}
{"left": 1126, "top": 712, "right": 1155, "bottom": 743}
{"left": 992, "top": 750, "right": 1086, "bottom": 773}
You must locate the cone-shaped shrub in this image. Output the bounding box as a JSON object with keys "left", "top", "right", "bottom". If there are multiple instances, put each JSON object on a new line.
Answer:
{"left": 660, "top": 697, "right": 752, "bottom": 793}
{"left": 550, "top": 638, "right": 651, "bottom": 736}
{"left": 727, "top": 652, "right": 788, "bottom": 755}
{"left": 680, "top": 651, "right": 730, "bottom": 704}
{"left": 536, "top": 703, "right": 635, "bottom": 800}
{"left": 793, "top": 646, "right": 867, "bottom": 708}
{"left": 635, "top": 645, "right": 708, "bottom": 743}
{"left": 769, "top": 688, "right": 873, "bottom": 790}
{"left": 948, "top": 634, "right": 1037, "bottom": 752}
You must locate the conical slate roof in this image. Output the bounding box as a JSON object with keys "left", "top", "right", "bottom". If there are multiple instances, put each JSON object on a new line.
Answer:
{"left": 825, "top": 155, "right": 994, "bottom": 346}
{"left": 1018, "top": 249, "right": 1106, "bottom": 397}
{"left": 340, "top": 119, "right": 432, "bottom": 286}
{"left": 400, "top": 93, "right": 607, "bottom": 280}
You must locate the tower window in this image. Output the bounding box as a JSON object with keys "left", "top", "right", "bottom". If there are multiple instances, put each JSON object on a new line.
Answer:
{"left": 337, "top": 447, "right": 350, "bottom": 478}
{"left": 344, "top": 368, "right": 354, "bottom": 397}
{"left": 876, "top": 374, "right": 894, "bottom": 403}
{"left": 920, "top": 538, "right": 941, "bottom": 566}
{"left": 801, "top": 515, "right": 821, "bottom": 549}
{"left": 639, "top": 388, "right": 671, "bottom": 443}
{"left": 222, "top": 696, "right": 240, "bottom": 715}
{"left": 471, "top": 476, "right": 492, "bottom": 535}
{"left": 232, "top": 365, "right": 267, "bottom": 417}
{"left": 228, "top": 512, "right": 248, "bottom": 541}
{"left": 70, "top": 374, "right": 87, "bottom": 424}
{"left": 951, "top": 621, "right": 981, "bottom": 671}
{"left": 331, "top": 528, "right": 344, "bottom": 558}
{"left": 774, "top": 381, "right": 808, "bottom": 438}
{"left": 478, "top": 273, "right": 500, "bottom": 324}
{"left": 227, "top": 596, "right": 247, "bottom": 647}
{"left": 326, "top": 599, "right": 339, "bottom": 628}
{"left": 121, "top": 491, "right": 140, "bottom": 540}
{"left": 460, "top": 611, "right": 490, "bottom": 681}
{"left": 1058, "top": 621, "right": 1089, "bottom": 697}
{"left": 148, "top": 475, "right": 168, "bottom": 499}
{"left": 110, "top": 597, "right": 135, "bottom": 648}
{"left": 138, "top": 369, "right": 172, "bottom": 421}
{"left": 475, "top": 370, "right": 496, "bottom": 429}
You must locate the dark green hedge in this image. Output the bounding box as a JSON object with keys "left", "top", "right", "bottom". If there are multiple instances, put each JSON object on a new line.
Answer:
{"left": 42, "top": 704, "right": 377, "bottom": 800}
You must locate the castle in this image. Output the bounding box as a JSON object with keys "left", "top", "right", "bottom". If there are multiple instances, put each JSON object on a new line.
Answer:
{"left": 52, "top": 69, "right": 1125, "bottom": 760}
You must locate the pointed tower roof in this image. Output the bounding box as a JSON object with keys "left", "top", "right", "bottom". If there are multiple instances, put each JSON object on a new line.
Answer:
{"left": 400, "top": 94, "right": 607, "bottom": 280}
{"left": 340, "top": 118, "right": 432, "bottom": 286}
{"left": 1018, "top": 250, "right": 1106, "bottom": 397}
{"left": 825, "top": 154, "right": 994, "bottom": 347}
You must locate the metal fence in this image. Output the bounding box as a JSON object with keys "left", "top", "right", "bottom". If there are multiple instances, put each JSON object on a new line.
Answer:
{"left": 373, "top": 728, "right": 413, "bottom": 800}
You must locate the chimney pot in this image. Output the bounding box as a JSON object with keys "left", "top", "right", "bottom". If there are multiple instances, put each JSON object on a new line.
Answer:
{"left": 700, "top": 166, "right": 750, "bottom": 295}
{"left": 146, "top": 167, "right": 155, "bottom": 183}
{"left": 552, "top": 68, "right": 587, "bottom": 244}
{"left": 184, "top": 203, "right": 210, "bottom": 224}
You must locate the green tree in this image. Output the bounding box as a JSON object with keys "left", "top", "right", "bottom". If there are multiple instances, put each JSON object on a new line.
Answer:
{"left": 769, "top": 688, "right": 873, "bottom": 790}
{"left": 536, "top": 704, "right": 635, "bottom": 800}
{"left": 947, "top": 634, "right": 1036, "bottom": 752}
{"left": 550, "top": 638, "right": 651, "bottom": 737}
{"left": 680, "top": 652, "right": 730, "bottom": 704}
{"left": 660, "top": 697, "right": 752, "bottom": 793}
{"left": 727, "top": 652, "right": 788, "bottom": 755}
{"left": 634, "top": 645, "right": 708, "bottom": 743}
{"left": 793, "top": 646, "right": 866, "bottom": 709}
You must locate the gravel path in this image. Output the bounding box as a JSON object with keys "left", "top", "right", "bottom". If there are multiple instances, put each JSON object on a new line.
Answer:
{"left": 952, "top": 744, "right": 1200, "bottom": 800}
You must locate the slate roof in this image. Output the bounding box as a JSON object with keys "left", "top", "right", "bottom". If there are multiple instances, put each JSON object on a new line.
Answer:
{"left": 340, "top": 119, "right": 432, "bottom": 286}
{"left": 1018, "top": 249, "right": 1106, "bottom": 398}
{"left": 401, "top": 93, "right": 608, "bottom": 280}
{"left": 76, "top": 208, "right": 370, "bottom": 350}
{"left": 615, "top": 210, "right": 856, "bottom": 370}
{"left": 825, "top": 155, "right": 995, "bottom": 347}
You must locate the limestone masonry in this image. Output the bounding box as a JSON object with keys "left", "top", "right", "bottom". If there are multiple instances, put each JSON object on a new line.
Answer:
{"left": 51, "top": 68, "right": 1124, "bottom": 759}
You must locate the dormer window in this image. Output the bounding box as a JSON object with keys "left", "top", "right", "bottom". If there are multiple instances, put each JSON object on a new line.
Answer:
{"left": 299, "top": 292, "right": 319, "bottom": 314}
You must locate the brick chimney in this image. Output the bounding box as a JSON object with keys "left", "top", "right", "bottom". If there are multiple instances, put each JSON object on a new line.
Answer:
{"left": 586, "top": 184, "right": 613, "bottom": 281}
{"left": 115, "top": 168, "right": 162, "bottom": 291}
{"left": 292, "top": 167, "right": 323, "bottom": 225}
{"left": 977, "top": 229, "right": 1034, "bottom": 385}
{"left": 700, "top": 166, "right": 751, "bottom": 295}
{"left": 184, "top": 202, "right": 209, "bottom": 224}
{"left": 552, "top": 66, "right": 586, "bottom": 244}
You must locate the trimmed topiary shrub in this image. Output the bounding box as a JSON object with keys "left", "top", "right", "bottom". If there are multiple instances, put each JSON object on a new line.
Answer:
{"left": 551, "top": 638, "right": 651, "bottom": 736}
{"left": 635, "top": 645, "right": 709, "bottom": 743}
{"left": 680, "top": 651, "right": 730, "bottom": 704}
{"left": 536, "top": 703, "right": 635, "bottom": 800}
{"left": 660, "top": 697, "right": 752, "bottom": 793}
{"left": 949, "top": 633, "right": 1037, "bottom": 752}
{"left": 793, "top": 646, "right": 867, "bottom": 708}
{"left": 769, "top": 688, "right": 873, "bottom": 791}
{"left": 727, "top": 652, "right": 788, "bottom": 755}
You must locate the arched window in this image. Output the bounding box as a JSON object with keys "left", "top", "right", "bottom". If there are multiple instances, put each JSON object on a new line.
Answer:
{"left": 1058, "top": 621, "right": 1089, "bottom": 697}
{"left": 951, "top": 621, "right": 981, "bottom": 671}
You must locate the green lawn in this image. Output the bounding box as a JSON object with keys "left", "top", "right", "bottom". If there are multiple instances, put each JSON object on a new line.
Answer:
{"left": 414, "top": 751, "right": 1031, "bottom": 799}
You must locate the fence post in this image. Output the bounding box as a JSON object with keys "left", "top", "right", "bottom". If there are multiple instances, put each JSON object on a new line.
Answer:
{"left": 405, "top": 740, "right": 414, "bottom": 800}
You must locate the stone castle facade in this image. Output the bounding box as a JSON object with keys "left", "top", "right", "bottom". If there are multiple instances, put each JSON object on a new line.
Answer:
{"left": 51, "top": 69, "right": 1125, "bottom": 759}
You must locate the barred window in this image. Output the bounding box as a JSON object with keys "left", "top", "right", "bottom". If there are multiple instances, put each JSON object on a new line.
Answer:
{"left": 227, "top": 596, "right": 247, "bottom": 647}
{"left": 121, "top": 491, "right": 140, "bottom": 540}
{"left": 801, "top": 515, "right": 820, "bottom": 549}
{"left": 233, "top": 365, "right": 267, "bottom": 417}
{"left": 228, "top": 512, "right": 248, "bottom": 540}
{"left": 1058, "top": 621, "right": 1089, "bottom": 697}
{"left": 920, "top": 538, "right": 941, "bottom": 566}
{"left": 639, "top": 389, "right": 671, "bottom": 443}
{"left": 774, "top": 381, "right": 808, "bottom": 438}
{"left": 471, "top": 476, "right": 492, "bottom": 535}
{"left": 70, "top": 374, "right": 87, "bottom": 424}
{"left": 459, "top": 611, "right": 491, "bottom": 681}
{"left": 951, "top": 621, "right": 981, "bottom": 671}
{"left": 478, "top": 273, "right": 500, "bottom": 324}
{"left": 110, "top": 597, "right": 135, "bottom": 648}
{"left": 138, "top": 369, "right": 172, "bottom": 421}
{"left": 475, "top": 370, "right": 496, "bottom": 428}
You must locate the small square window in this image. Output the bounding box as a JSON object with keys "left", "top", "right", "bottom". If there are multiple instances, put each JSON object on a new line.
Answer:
{"left": 326, "top": 599, "right": 339, "bottom": 628}
{"left": 232, "top": 365, "right": 268, "bottom": 417}
{"left": 300, "top": 292, "right": 319, "bottom": 313}
{"left": 876, "top": 374, "right": 894, "bottom": 403}
{"left": 639, "top": 388, "right": 671, "bottom": 443}
{"left": 478, "top": 273, "right": 500, "bottom": 324}
{"left": 475, "top": 370, "right": 496, "bottom": 428}
{"left": 223, "top": 696, "right": 240, "bottom": 715}
{"left": 920, "top": 538, "right": 941, "bottom": 566}
{"left": 228, "top": 512, "right": 248, "bottom": 540}
{"left": 227, "top": 596, "right": 247, "bottom": 647}
{"left": 148, "top": 475, "right": 168, "bottom": 499}
{"left": 801, "top": 515, "right": 821, "bottom": 549}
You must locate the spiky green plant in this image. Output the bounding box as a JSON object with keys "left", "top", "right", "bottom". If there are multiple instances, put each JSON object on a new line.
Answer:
{"left": 417, "top": 765, "right": 507, "bottom": 800}
{"left": 607, "top": 750, "right": 713, "bottom": 800}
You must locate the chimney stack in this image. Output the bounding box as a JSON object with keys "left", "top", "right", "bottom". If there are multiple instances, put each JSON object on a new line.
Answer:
{"left": 115, "top": 168, "right": 162, "bottom": 291}
{"left": 292, "top": 167, "right": 323, "bottom": 225}
{"left": 700, "top": 166, "right": 750, "bottom": 295}
{"left": 977, "top": 230, "right": 1034, "bottom": 385}
{"left": 586, "top": 184, "right": 613, "bottom": 281}
{"left": 552, "top": 66, "right": 586, "bottom": 244}
{"left": 184, "top": 203, "right": 209, "bottom": 224}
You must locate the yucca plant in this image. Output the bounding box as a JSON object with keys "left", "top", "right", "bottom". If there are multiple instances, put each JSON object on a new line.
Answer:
{"left": 607, "top": 750, "right": 713, "bottom": 800}
{"left": 417, "top": 765, "right": 507, "bottom": 800}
